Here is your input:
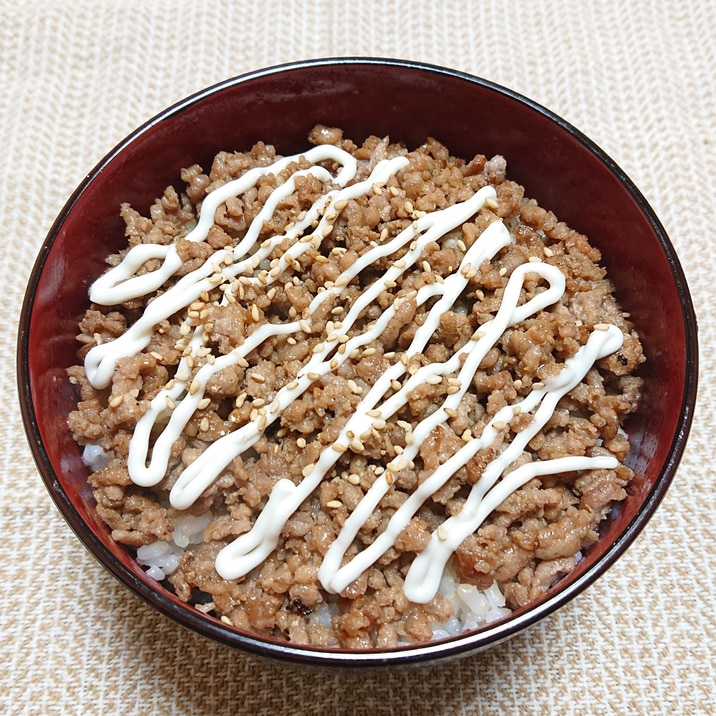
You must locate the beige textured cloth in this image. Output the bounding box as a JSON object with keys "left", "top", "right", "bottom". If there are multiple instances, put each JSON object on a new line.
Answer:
{"left": 2, "top": 1, "right": 713, "bottom": 713}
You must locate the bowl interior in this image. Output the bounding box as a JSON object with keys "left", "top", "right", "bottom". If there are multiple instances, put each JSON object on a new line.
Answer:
{"left": 19, "top": 59, "right": 697, "bottom": 666}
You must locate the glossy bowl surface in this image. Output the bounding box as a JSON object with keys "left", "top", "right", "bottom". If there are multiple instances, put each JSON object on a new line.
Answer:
{"left": 18, "top": 58, "right": 698, "bottom": 667}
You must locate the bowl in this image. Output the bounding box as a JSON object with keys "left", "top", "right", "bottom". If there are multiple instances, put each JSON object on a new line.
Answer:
{"left": 18, "top": 58, "right": 698, "bottom": 667}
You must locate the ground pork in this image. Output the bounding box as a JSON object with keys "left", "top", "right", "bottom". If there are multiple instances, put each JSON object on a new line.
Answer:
{"left": 67, "top": 127, "right": 644, "bottom": 648}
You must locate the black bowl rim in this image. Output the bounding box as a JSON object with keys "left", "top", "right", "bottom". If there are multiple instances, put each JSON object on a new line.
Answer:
{"left": 17, "top": 56, "right": 699, "bottom": 668}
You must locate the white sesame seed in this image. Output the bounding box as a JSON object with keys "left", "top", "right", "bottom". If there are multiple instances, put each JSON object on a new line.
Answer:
{"left": 326, "top": 500, "right": 343, "bottom": 509}
{"left": 302, "top": 463, "right": 315, "bottom": 477}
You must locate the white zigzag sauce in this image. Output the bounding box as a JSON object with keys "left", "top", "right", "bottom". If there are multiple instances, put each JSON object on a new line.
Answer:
{"left": 86, "top": 144, "right": 622, "bottom": 604}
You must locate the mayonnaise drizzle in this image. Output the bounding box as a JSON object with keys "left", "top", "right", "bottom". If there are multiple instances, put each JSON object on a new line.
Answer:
{"left": 86, "top": 143, "right": 625, "bottom": 606}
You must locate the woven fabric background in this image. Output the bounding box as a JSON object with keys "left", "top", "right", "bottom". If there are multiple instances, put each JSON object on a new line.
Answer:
{"left": 2, "top": 1, "right": 713, "bottom": 714}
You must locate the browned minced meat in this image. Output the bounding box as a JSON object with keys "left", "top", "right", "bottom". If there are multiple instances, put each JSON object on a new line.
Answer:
{"left": 67, "top": 126, "right": 644, "bottom": 648}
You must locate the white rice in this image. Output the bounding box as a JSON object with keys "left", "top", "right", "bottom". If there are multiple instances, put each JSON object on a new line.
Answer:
{"left": 136, "top": 513, "right": 213, "bottom": 581}
{"left": 83, "top": 443, "right": 511, "bottom": 638}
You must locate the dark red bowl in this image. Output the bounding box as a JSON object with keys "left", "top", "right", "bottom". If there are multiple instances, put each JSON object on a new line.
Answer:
{"left": 17, "top": 58, "right": 698, "bottom": 667}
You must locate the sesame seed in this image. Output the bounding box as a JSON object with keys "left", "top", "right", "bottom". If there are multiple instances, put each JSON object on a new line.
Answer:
{"left": 302, "top": 463, "right": 315, "bottom": 477}
{"left": 421, "top": 260, "right": 431, "bottom": 272}
{"left": 299, "top": 319, "right": 311, "bottom": 333}
{"left": 198, "top": 398, "right": 211, "bottom": 410}
{"left": 457, "top": 239, "right": 467, "bottom": 252}
{"left": 391, "top": 380, "right": 402, "bottom": 391}
{"left": 499, "top": 266, "right": 507, "bottom": 277}
{"left": 444, "top": 408, "right": 458, "bottom": 419}
{"left": 594, "top": 323, "right": 610, "bottom": 331}
{"left": 220, "top": 615, "right": 233, "bottom": 626}
{"left": 334, "top": 274, "right": 350, "bottom": 287}
{"left": 257, "top": 415, "right": 267, "bottom": 431}
{"left": 367, "top": 409, "right": 381, "bottom": 418}
{"left": 513, "top": 379, "right": 523, "bottom": 389}
{"left": 165, "top": 396, "right": 176, "bottom": 410}
{"left": 532, "top": 381, "right": 545, "bottom": 389}
{"left": 363, "top": 347, "right": 376, "bottom": 357}
{"left": 267, "top": 287, "right": 277, "bottom": 300}
{"left": 447, "top": 386, "right": 461, "bottom": 395}
{"left": 296, "top": 437, "right": 307, "bottom": 449}
{"left": 109, "top": 395, "right": 123, "bottom": 408}
{"left": 307, "top": 372, "right": 321, "bottom": 381}
{"left": 252, "top": 398, "right": 265, "bottom": 408}
{"left": 332, "top": 443, "right": 347, "bottom": 453}
{"left": 312, "top": 343, "right": 325, "bottom": 354}
{"left": 543, "top": 246, "right": 554, "bottom": 257}
{"left": 461, "top": 429, "right": 472, "bottom": 442}
{"left": 189, "top": 379, "right": 201, "bottom": 395}
{"left": 237, "top": 357, "right": 249, "bottom": 368}
{"left": 437, "top": 525, "right": 448, "bottom": 541}
{"left": 326, "top": 500, "right": 343, "bottom": 509}
{"left": 330, "top": 358, "right": 339, "bottom": 369}
{"left": 347, "top": 474, "right": 361, "bottom": 485}
{"left": 249, "top": 372, "right": 265, "bottom": 383}
{"left": 372, "top": 419, "right": 387, "bottom": 430}
{"left": 251, "top": 305, "right": 260, "bottom": 322}
{"left": 528, "top": 256, "right": 541, "bottom": 263}
{"left": 199, "top": 417, "right": 210, "bottom": 432}
{"left": 350, "top": 438, "right": 365, "bottom": 453}
{"left": 394, "top": 259, "right": 406, "bottom": 269}
{"left": 426, "top": 374, "right": 442, "bottom": 385}
{"left": 493, "top": 420, "right": 506, "bottom": 431}
{"left": 150, "top": 351, "right": 163, "bottom": 361}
